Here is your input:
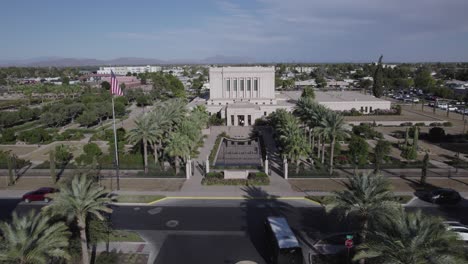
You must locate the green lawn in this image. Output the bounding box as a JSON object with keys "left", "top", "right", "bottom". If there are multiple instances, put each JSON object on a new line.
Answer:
{"left": 115, "top": 195, "right": 165, "bottom": 203}
{"left": 108, "top": 230, "right": 144, "bottom": 242}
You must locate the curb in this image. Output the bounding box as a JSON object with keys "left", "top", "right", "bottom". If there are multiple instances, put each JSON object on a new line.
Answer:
{"left": 113, "top": 196, "right": 317, "bottom": 206}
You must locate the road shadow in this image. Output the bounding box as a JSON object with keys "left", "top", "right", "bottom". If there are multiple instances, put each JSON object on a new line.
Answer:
{"left": 240, "top": 186, "right": 294, "bottom": 263}
{"left": 0, "top": 198, "right": 23, "bottom": 221}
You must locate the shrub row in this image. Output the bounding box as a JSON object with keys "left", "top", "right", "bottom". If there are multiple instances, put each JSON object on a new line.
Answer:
{"left": 202, "top": 171, "right": 270, "bottom": 185}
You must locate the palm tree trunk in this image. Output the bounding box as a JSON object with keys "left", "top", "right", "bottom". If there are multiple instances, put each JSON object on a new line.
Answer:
{"left": 329, "top": 136, "right": 336, "bottom": 175}
{"left": 317, "top": 135, "right": 321, "bottom": 157}
{"left": 78, "top": 219, "right": 89, "bottom": 264}
{"left": 360, "top": 219, "right": 369, "bottom": 264}
{"left": 311, "top": 135, "right": 315, "bottom": 158}
{"left": 143, "top": 140, "right": 148, "bottom": 174}
{"left": 175, "top": 157, "right": 180, "bottom": 175}
{"left": 321, "top": 141, "right": 325, "bottom": 164}
{"left": 153, "top": 143, "right": 158, "bottom": 165}
{"left": 296, "top": 159, "right": 300, "bottom": 174}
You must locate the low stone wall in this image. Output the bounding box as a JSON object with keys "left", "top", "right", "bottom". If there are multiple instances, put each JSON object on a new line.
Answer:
{"left": 223, "top": 170, "right": 249, "bottom": 179}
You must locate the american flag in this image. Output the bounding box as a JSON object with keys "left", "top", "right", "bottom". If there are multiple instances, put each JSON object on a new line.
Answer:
{"left": 110, "top": 71, "right": 124, "bottom": 96}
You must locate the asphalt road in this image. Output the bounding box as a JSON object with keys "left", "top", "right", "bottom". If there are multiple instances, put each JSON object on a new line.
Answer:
{"left": 1, "top": 198, "right": 468, "bottom": 264}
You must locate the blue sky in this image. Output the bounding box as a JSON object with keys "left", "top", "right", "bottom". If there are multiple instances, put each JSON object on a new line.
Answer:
{"left": 2, "top": 0, "right": 468, "bottom": 62}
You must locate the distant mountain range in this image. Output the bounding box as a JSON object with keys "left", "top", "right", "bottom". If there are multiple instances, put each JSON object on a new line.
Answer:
{"left": 0, "top": 55, "right": 256, "bottom": 67}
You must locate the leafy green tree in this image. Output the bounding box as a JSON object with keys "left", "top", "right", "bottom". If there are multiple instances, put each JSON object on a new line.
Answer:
{"left": 136, "top": 95, "right": 150, "bottom": 107}
{"left": 318, "top": 111, "right": 347, "bottom": 175}
{"left": 301, "top": 86, "right": 315, "bottom": 99}
{"left": 414, "top": 67, "right": 435, "bottom": 90}
{"left": 43, "top": 175, "right": 114, "bottom": 264}
{"left": 101, "top": 81, "right": 111, "bottom": 90}
{"left": 0, "top": 211, "right": 70, "bottom": 264}
{"left": 355, "top": 210, "right": 465, "bottom": 264}
{"left": 315, "top": 75, "right": 327, "bottom": 88}
{"left": 372, "top": 55, "right": 384, "bottom": 98}
{"left": 421, "top": 153, "right": 429, "bottom": 185}
{"left": 76, "top": 110, "right": 98, "bottom": 128}
{"left": 18, "top": 106, "right": 33, "bottom": 121}
{"left": 62, "top": 76, "right": 70, "bottom": 85}
{"left": 1, "top": 128, "right": 16, "bottom": 143}
{"left": 359, "top": 79, "right": 373, "bottom": 90}
{"left": 55, "top": 144, "right": 72, "bottom": 168}
{"left": 66, "top": 103, "right": 85, "bottom": 122}
{"left": 348, "top": 135, "right": 369, "bottom": 172}
{"left": 127, "top": 114, "right": 159, "bottom": 173}
{"left": 374, "top": 140, "right": 391, "bottom": 172}
{"left": 327, "top": 173, "right": 400, "bottom": 264}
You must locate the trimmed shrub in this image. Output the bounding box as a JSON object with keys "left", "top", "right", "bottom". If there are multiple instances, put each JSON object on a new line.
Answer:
{"left": 415, "top": 122, "right": 425, "bottom": 127}
{"left": 428, "top": 127, "right": 446, "bottom": 142}
{"left": 429, "top": 122, "right": 443, "bottom": 127}
{"left": 400, "top": 122, "right": 413, "bottom": 127}
{"left": 443, "top": 122, "right": 453, "bottom": 127}
{"left": 206, "top": 171, "right": 223, "bottom": 179}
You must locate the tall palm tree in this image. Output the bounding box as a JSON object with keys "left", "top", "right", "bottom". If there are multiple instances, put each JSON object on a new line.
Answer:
{"left": 355, "top": 210, "right": 465, "bottom": 264}
{"left": 43, "top": 175, "right": 114, "bottom": 264}
{"left": 166, "top": 132, "right": 191, "bottom": 175}
{"left": 127, "top": 114, "right": 159, "bottom": 173}
{"left": 320, "top": 111, "right": 348, "bottom": 175}
{"left": 279, "top": 115, "right": 309, "bottom": 173}
{"left": 0, "top": 211, "right": 70, "bottom": 264}
{"left": 294, "top": 97, "right": 317, "bottom": 152}
{"left": 148, "top": 110, "right": 170, "bottom": 166}
{"left": 311, "top": 104, "right": 328, "bottom": 158}
{"left": 326, "top": 173, "right": 400, "bottom": 264}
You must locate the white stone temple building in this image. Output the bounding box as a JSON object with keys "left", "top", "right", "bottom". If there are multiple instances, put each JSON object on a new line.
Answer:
{"left": 188, "top": 66, "right": 391, "bottom": 126}
{"left": 205, "top": 66, "right": 293, "bottom": 126}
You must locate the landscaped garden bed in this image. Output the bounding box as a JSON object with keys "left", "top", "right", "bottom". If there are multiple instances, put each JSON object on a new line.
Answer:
{"left": 201, "top": 171, "right": 269, "bottom": 186}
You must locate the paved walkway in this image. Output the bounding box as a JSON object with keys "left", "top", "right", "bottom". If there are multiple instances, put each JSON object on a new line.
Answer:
{"left": 180, "top": 126, "right": 300, "bottom": 197}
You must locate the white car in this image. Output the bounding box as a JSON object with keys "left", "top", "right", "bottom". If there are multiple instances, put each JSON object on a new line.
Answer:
{"left": 443, "top": 221, "right": 468, "bottom": 241}
{"left": 438, "top": 104, "right": 448, "bottom": 109}
{"left": 448, "top": 106, "right": 458, "bottom": 111}
{"left": 412, "top": 98, "right": 420, "bottom": 103}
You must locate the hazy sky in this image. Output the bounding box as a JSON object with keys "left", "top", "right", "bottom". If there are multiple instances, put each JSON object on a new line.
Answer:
{"left": 2, "top": 0, "right": 468, "bottom": 62}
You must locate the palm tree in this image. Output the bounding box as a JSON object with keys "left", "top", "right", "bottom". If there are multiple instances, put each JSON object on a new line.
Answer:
{"left": 311, "top": 104, "right": 328, "bottom": 159}
{"left": 127, "top": 114, "right": 159, "bottom": 173}
{"left": 278, "top": 115, "right": 309, "bottom": 173}
{"left": 0, "top": 211, "right": 70, "bottom": 264}
{"left": 43, "top": 175, "right": 114, "bottom": 264}
{"left": 294, "top": 97, "right": 316, "bottom": 150}
{"left": 166, "top": 132, "right": 191, "bottom": 175}
{"left": 148, "top": 111, "right": 170, "bottom": 166}
{"left": 319, "top": 111, "right": 348, "bottom": 175}
{"left": 326, "top": 173, "right": 400, "bottom": 264}
{"left": 355, "top": 209, "right": 465, "bottom": 264}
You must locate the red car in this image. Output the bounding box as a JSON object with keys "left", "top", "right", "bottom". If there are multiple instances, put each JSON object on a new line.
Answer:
{"left": 22, "top": 187, "right": 58, "bottom": 203}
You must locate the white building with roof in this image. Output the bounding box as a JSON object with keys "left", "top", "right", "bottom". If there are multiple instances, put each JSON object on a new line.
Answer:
{"left": 187, "top": 66, "right": 391, "bottom": 126}
{"left": 97, "top": 65, "right": 161, "bottom": 75}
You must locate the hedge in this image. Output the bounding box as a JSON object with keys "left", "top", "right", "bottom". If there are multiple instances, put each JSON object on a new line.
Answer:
{"left": 202, "top": 171, "right": 270, "bottom": 186}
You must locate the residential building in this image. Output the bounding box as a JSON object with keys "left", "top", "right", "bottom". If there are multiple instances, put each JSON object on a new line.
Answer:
{"left": 97, "top": 65, "right": 162, "bottom": 75}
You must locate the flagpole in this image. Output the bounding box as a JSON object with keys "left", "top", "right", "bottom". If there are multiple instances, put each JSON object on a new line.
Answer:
{"left": 111, "top": 96, "right": 120, "bottom": 190}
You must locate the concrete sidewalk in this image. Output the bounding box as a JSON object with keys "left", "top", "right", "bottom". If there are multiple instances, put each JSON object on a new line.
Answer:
{"left": 95, "top": 242, "right": 150, "bottom": 254}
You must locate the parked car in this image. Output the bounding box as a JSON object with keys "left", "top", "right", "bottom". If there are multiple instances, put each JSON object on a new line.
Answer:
{"left": 448, "top": 105, "right": 458, "bottom": 111}
{"left": 22, "top": 187, "right": 58, "bottom": 203}
{"left": 443, "top": 222, "right": 468, "bottom": 242}
{"left": 426, "top": 188, "right": 461, "bottom": 205}
{"left": 412, "top": 98, "right": 420, "bottom": 103}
